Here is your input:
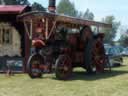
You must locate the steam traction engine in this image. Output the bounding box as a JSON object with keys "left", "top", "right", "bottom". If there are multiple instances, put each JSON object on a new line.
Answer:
{"left": 18, "top": 1, "right": 112, "bottom": 80}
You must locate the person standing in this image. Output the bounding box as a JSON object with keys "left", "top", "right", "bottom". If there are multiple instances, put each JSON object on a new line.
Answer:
{"left": 93, "top": 33, "right": 105, "bottom": 73}
{"left": 6, "top": 60, "right": 14, "bottom": 76}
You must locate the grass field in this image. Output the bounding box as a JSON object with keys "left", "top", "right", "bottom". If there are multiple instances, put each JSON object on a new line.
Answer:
{"left": 0, "top": 57, "right": 128, "bottom": 96}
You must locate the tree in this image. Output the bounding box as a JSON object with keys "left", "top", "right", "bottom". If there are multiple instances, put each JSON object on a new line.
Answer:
{"left": 0, "top": 0, "right": 5, "bottom": 5}
{"left": 2, "top": 0, "right": 29, "bottom": 5}
{"left": 32, "top": 2, "right": 46, "bottom": 11}
{"left": 83, "top": 8, "right": 94, "bottom": 20}
{"left": 119, "top": 36, "right": 128, "bottom": 47}
{"left": 57, "top": 0, "right": 77, "bottom": 17}
{"left": 76, "top": 11, "right": 83, "bottom": 18}
{"left": 101, "top": 16, "right": 120, "bottom": 44}
{"left": 57, "top": 0, "right": 95, "bottom": 20}
{"left": 119, "top": 29, "right": 128, "bottom": 47}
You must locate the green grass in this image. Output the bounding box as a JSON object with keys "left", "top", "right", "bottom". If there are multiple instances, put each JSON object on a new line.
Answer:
{"left": 0, "top": 57, "right": 128, "bottom": 96}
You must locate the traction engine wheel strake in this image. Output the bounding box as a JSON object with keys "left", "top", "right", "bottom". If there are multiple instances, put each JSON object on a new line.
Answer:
{"left": 92, "top": 41, "right": 106, "bottom": 72}
{"left": 55, "top": 55, "right": 72, "bottom": 80}
{"left": 92, "top": 50, "right": 106, "bottom": 72}
{"left": 27, "top": 54, "right": 43, "bottom": 78}
{"left": 31, "top": 61, "right": 41, "bottom": 76}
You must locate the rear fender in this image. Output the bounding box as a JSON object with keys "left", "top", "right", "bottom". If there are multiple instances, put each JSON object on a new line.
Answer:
{"left": 32, "top": 39, "right": 45, "bottom": 49}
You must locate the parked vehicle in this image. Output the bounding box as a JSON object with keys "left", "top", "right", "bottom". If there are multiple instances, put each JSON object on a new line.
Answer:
{"left": 121, "top": 47, "right": 128, "bottom": 56}
{"left": 104, "top": 46, "right": 123, "bottom": 67}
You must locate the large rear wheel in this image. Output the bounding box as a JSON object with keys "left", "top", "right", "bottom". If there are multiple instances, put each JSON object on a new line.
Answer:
{"left": 55, "top": 55, "right": 72, "bottom": 80}
{"left": 27, "top": 54, "right": 44, "bottom": 78}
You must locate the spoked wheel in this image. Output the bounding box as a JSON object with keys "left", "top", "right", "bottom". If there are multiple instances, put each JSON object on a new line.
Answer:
{"left": 27, "top": 54, "right": 44, "bottom": 78}
{"left": 55, "top": 55, "right": 72, "bottom": 80}
{"left": 93, "top": 55, "right": 105, "bottom": 73}
{"left": 92, "top": 41, "right": 106, "bottom": 73}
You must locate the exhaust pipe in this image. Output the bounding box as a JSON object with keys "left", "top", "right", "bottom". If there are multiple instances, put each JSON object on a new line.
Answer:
{"left": 48, "top": 0, "right": 56, "bottom": 13}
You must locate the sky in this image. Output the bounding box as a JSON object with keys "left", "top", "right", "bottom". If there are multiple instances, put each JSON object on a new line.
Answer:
{"left": 30, "top": 0, "right": 128, "bottom": 27}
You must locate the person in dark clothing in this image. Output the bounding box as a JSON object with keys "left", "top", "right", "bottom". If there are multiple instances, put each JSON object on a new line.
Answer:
{"left": 93, "top": 33, "right": 105, "bottom": 73}
{"left": 80, "top": 26, "right": 94, "bottom": 74}
{"left": 6, "top": 61, "right": 14, "bottom": 76}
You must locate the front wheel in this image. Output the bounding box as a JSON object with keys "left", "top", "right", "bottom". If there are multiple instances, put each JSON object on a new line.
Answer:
{"left": 55, "top": 55, "right": 72, "bottom": 80}
{"left": 27, "top": 54, "right": 44, "bottom": 78}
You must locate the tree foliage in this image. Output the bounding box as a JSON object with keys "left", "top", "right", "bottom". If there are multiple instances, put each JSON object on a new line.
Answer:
{"left": 76, "top": 11, "right": 83, "bottom": 18}
{"left": 83, "top": 8, "right": 94, "bottom": 20}
{"left": 57, "top": 0, "right": 94, "bottom": 20}
{"left": 57, "top": 0, "right": 77, "bottom": 16}
{"left": 119, "top": 29, "right": 128, "bottom": 47}
{"left": 119, "top": 36, "right": 128, "bottom": 47}
{"left": 32, "top": 2, "right": 46, "bottom": 11}
{"left": 2, "top": 0, "right": 29, "bottom": 5}
{"left": 101, "top": 16, "right": 120, "bottom": 44}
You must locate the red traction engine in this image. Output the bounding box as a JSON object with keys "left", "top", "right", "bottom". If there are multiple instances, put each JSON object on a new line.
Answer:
{"left": 19, "top": 11, "right": 112, "bottom": 80}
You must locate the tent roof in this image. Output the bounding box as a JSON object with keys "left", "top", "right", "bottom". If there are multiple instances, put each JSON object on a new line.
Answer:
{"left": 19, "top": 11, "right": 112, "bottom": 28}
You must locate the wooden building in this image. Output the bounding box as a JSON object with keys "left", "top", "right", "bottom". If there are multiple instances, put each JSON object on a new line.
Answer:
{"left": 0, "top": 5, "right": 31, "bottom": 72}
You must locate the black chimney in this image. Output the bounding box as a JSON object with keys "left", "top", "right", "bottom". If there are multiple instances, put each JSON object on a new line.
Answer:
{"left": 48, "top": 0, "right": 56, "bottom": 13}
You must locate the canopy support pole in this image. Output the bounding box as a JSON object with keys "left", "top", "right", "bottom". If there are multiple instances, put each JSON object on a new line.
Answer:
{"left": 47, "top": 21, "right": 57, "bottom": 39}
{"left": 45, "top": 18, "right": 48, "bottom": 39}
{"left": 97, "top": 26, "right": 100, "bottom": 33}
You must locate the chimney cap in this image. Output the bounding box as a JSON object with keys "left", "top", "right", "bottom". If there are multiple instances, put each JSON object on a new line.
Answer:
{"left": 48, "top": 0, "right": 56, "bottom": 12}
